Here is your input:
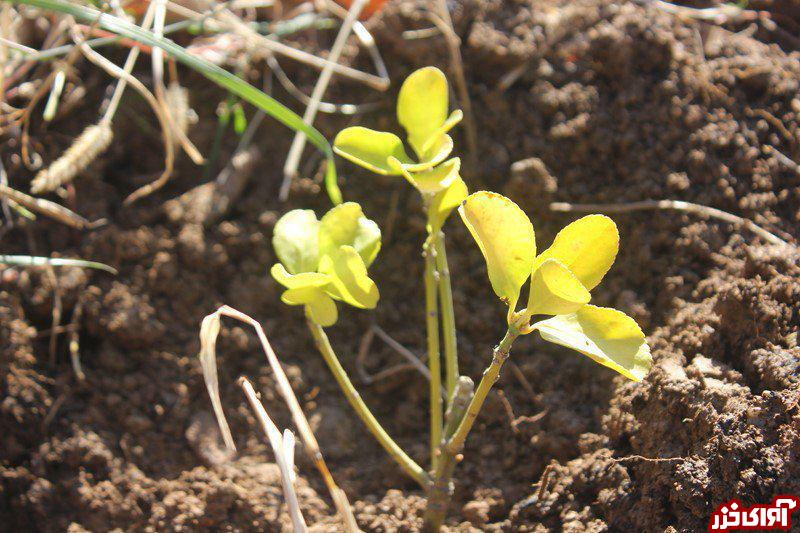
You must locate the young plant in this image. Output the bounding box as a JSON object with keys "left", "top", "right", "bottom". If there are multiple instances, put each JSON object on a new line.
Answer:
{"left": 333, "top": 67, "right": 468, "bottom": 467}
{"left": 265, "top": 68, "right": 651, "bottom": 531}
{"left": 422, "top": 191, "right": 652, "bottom": 529}
{"left": 270, "top": 202, "right": 429, "bottom": 487}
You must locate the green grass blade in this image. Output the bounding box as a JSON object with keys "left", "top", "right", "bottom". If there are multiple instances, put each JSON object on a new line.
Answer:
{"left": 7, "top": 0, "right": 343, "bottom": 204}
{"left": 0, "top": 255, "right": 118, "bottom": 274}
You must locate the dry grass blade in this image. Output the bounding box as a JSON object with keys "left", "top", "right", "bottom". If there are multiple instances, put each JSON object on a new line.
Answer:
{"left": 151, "top": 0, "right": 204, "bottom": 165}
{"left": 198, "top": 306, "right": 359, "bottom": 532}
{"left": 239, "top": 377, "right": 308, "bottom": 533}
{"left": 281, "top": 0, "right": 367, "bottom": 199}
{"left": 0, "top": 183, "right": 106, "bottom": 229}
{"left": 550, "top": 199, "right": 791, "bottom": 246}
{"left": 0, "top": 254, "right": 117, "bottom": 274}
{"left": 198, "top": 311, "right": 235, "bottom": 451}
{"left": 30, "top": 122, "right": 113, "bottom": 194}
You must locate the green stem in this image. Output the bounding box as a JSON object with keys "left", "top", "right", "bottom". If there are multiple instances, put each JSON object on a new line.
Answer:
{"left": 423, "top": 237, "right": 443, "bottom": 470}
{"left": 423, "top": 326, "right": 520, "bottom": 531}
{"left": 433, "top": 231, "right": 458, "bottom": 399}
{"left": 307, "top": 321, "right": 430, "bottom": 489}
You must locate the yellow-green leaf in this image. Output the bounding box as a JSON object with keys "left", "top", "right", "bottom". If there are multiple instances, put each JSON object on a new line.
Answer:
{"left": 530, "top": 305, "right": 652, "bottom": 381}
{"left": 319, "top": 246, "right": 379, "bottom": 309}
{"left": 273, "top": 209, "right": 319, "bottom": 274}
{"left": 532, "top": 215, "right": 619, "bottom": 290}
{"left": 420, "top": 109, "right": 463, "bottom": 155}
{"left": 281, "top": 286, "right": 338, "bottom": 327}
{"left": 428, "top": 175, "right": 468, "bottom": 232}
{"left": 333, "top": 127, "right": 412, "bottom": 175}
{"left": 397, "top": 66, "right": 449, "bottom": 157}
{"left": 458, "top": 191, "right": 536, "bottom": 309}
{"left": 394, "top": 157, "right": 460, "bottom": 194}
{"left": 270, "top": 263, "right": 330, "bottom": 289}
{"left": 319, "top": 202, "right": 382, "bottom": 267}
{"left": 526, "top": 258, "right": 591, "bottom": 316}
{"left": 409, "top": 134, "right": 454, "bottom": 173}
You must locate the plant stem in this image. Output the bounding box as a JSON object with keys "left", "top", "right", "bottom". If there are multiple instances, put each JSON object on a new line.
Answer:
{"left": 423, "top": 326, "right": 520, "bottom": 531}
{"left": 433, "top": 231, "right": 458, "bottom": 399}
{"left": 423, "top": 237, "right": 443, "bottom": 470}
{"left": 307, "top": 320, "right": 430, "bottom": 489}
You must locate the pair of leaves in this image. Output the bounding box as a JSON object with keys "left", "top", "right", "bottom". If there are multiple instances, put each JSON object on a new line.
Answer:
{"left": 273, "top": 202, "right": 380, "bottom": 275}
{"left": 272, "top": 203, "right": 381, "bottom": 326}
{"left": 333, "top": 67, "right": 466, "bottom": 199}
{"left": 458, "top": 191, "right": 651, "bottom": 381}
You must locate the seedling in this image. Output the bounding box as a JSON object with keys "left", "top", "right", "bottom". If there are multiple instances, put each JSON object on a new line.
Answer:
{"left": 270, "top": 202, "right": 429, "bottom": 487}
{"left": 334, "top": 67, "right": 467, "bottom": 466}
{"left": 267, "top": 67, "right": 652, "bottom": 531}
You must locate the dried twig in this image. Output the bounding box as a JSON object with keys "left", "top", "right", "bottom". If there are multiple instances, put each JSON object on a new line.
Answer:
{"left": 496, "top": 389, "right": 547, "bottom": 434}
{"left": 178, "top": 1, "right": 387, "bottom": 90}
{"left": 508, "top": 362, "right": 536, "bottom": 401}
{"left": 765, "top": 145, "right": 800, "bottom": 176}
{"left": 355, "top": 323, "right": 439, "bottom": 392}
{"left": 0, "top": 183, "right": 106, "bottom": 229}
{"left": 647, "top": 0, "right": 754, "bottom": 23}
{"left": 612, "top": 454, "right": 685, "bottom": 464}
{"left": 550, "top": 199, "right": 791, "bottom": 246}
{"left": 429, "top": 2, "right": 478, "bottom": 168}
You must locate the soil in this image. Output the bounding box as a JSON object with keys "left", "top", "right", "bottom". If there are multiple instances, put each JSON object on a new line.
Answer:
{"left": 2, "top": 0, "right": 800, "bottom": 531}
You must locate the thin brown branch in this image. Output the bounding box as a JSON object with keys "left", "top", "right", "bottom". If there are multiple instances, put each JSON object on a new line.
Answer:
{"left": 550, "top": 199, "right": 791, "bottom": 246}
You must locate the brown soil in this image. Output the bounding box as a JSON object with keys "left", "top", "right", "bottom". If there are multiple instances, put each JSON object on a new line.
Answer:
{"left": 2, "top": 0, "right": 799, "bottom": 531}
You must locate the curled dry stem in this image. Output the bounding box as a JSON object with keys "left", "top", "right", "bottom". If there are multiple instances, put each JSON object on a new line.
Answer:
{"left": 198, "top": 306, "right": 359, "bottom": 532}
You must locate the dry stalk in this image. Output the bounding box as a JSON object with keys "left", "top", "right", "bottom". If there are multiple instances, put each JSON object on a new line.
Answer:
{"left": 280, "top": 0, "right": 369, "bottom": 200}
{"left": 429, "top": 2, "right": 478, "bottom": 168}
{"left": 0, "top": 183, "right": 105, "bottom": 229}
{"left": 199, "top": 305, "right": 359, "bottom": 532}
{"left": 550, "top": 199, "right": 791, "bottom": 246}
{"left": 239, "top": 377, "right": 308, "bottom": 533}
{"left": 269, "top": 1, "right": 388, "bottom": 115}
{"left": 151, "top": 0, "right": 204, "bottom": 164}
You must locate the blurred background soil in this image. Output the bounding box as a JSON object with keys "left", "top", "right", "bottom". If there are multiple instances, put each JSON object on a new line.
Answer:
{"left": 1, "top": 0, "right": 799, "bottom": 530}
